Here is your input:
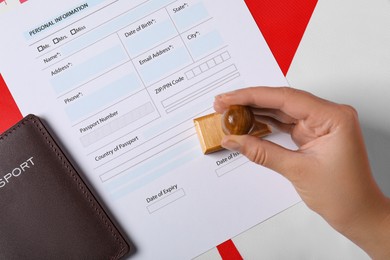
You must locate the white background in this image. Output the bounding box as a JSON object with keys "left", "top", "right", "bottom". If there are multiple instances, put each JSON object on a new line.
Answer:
{"left": 197, "top": 0, "right": 390, "bottom": 259}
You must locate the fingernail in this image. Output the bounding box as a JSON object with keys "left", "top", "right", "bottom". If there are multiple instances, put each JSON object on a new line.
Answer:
{"left": 215, "top": 90, "right": 235, "bottom": 99}
{"left": 214, "top": 94, "right": 222, "bottom": 102}
{"left": 221, "top": 136, "right": 241, "bottom": 151}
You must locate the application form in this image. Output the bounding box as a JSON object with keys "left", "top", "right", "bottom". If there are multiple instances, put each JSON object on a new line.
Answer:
{"left": 0, "top": 0, "right": 301, "bottom": 258}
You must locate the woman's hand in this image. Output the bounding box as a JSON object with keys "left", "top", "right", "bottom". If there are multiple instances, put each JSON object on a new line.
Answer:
{"left": 214, "top": 87, "right": 390, "bottom": 259}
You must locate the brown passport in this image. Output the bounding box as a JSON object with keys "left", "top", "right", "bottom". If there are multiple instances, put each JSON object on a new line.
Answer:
{"left": 0, "top": 115, "right": 131, "bottom": 259}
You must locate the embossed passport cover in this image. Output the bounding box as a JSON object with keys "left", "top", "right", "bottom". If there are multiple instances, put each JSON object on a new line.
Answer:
{"left": 0, "top": 115, "right": 130, "bottom": 259}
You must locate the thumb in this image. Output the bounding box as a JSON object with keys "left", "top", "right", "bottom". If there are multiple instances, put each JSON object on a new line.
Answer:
{"left": 221, "top": 135, "right": 301, "bottom": 180}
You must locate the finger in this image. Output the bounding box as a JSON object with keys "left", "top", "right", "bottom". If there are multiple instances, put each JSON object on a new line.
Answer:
{"left": 221, "top": 134, "right": 302, "bottom": 180}
{"left": 252, "top": 108, "right": 297, "bottom": 125}
{"left": 215, "top": 94, "right": 298, "bottom": 125}
{"left": 255, "top": 116, "right": 316, "bottom": 147}
{"left": 217, "top": 87, "right": 331, "bottom": 120}
{"left": 255, "top": 115, "right": 295, "bottom": 134}
{"left": 213, "top": 95, "right": 230, "bottom": 113}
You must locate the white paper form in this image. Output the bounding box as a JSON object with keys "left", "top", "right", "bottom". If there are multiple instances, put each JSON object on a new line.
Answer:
{"left": 0, "top": 0, "right": 301, "bottom": 258}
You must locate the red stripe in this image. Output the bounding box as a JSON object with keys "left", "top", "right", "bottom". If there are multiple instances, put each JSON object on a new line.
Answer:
{"left": 245, "top": 0, "right": 318, "bottom": 76}
{"left": 0, "top": 74, "right": 22, "bottom": 134}
{"left": 217, "top": 239, "right": 243, "bottom": 260}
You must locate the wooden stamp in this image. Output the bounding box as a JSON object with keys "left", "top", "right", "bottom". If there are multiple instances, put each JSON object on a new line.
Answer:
{"left": 194, "top": 105, "right": 272, "bottom": 154}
